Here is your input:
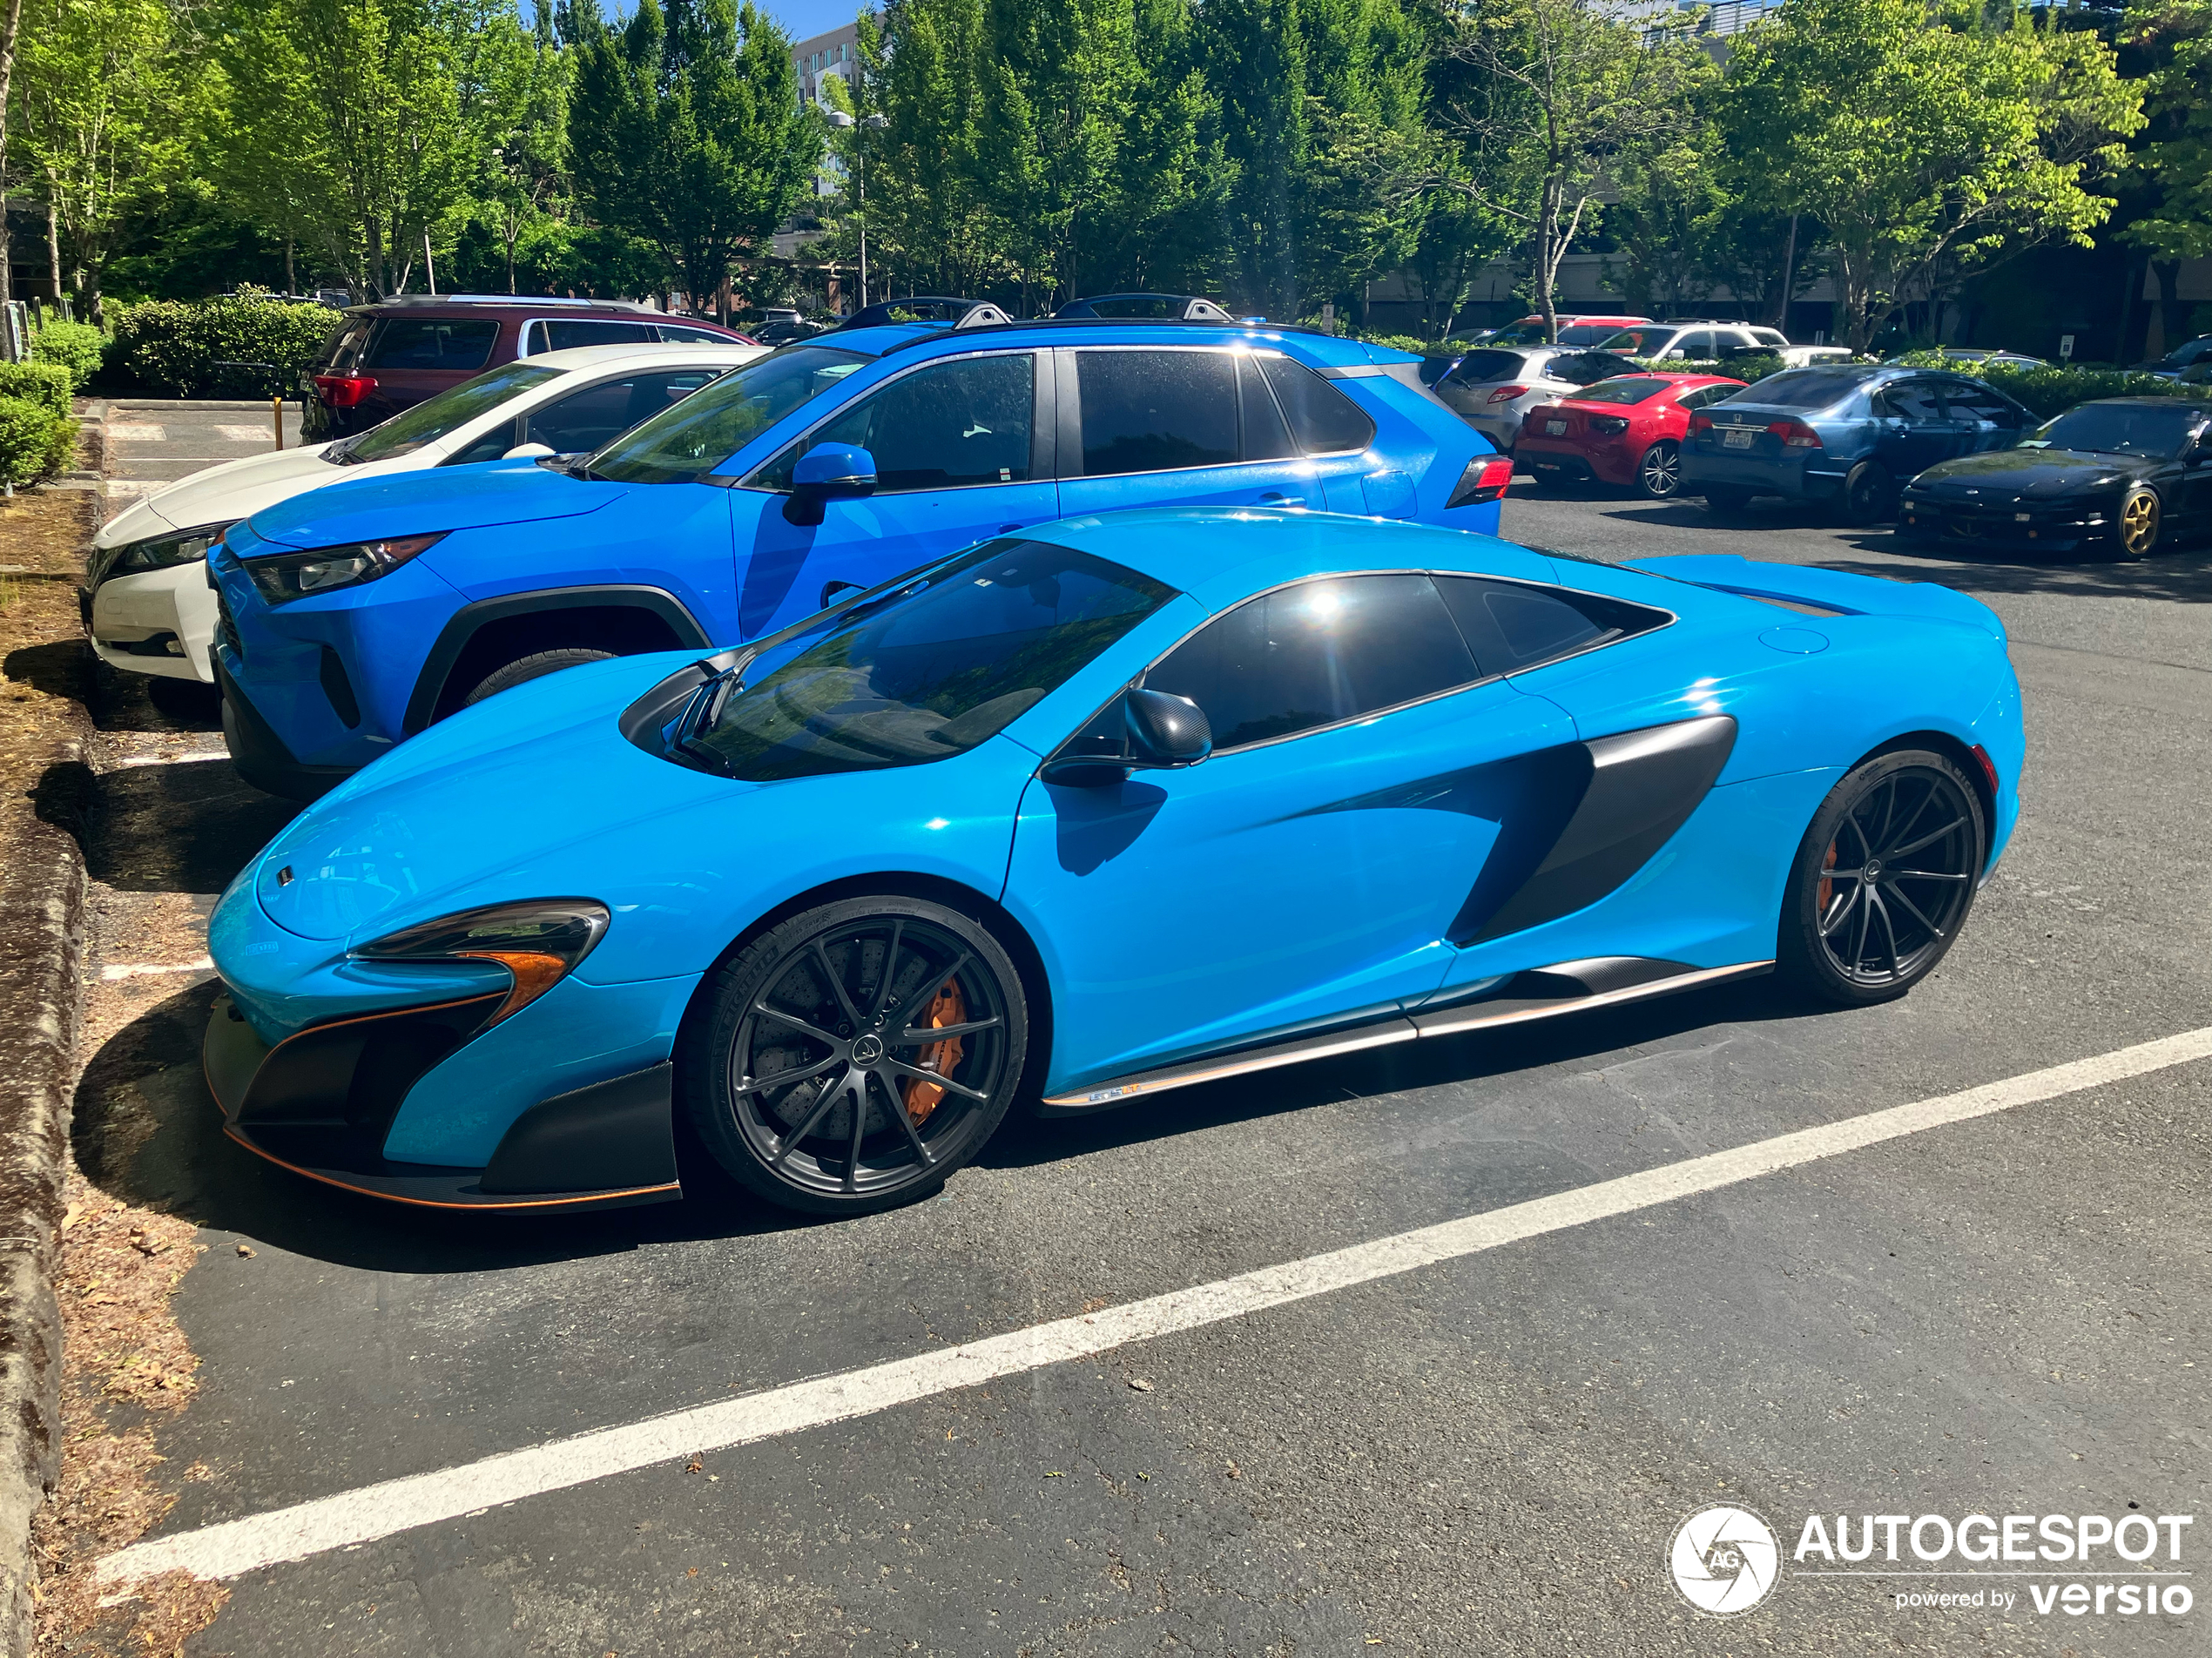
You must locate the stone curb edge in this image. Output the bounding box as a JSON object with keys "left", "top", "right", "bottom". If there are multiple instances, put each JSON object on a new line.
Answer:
{"left": 0, "top": 718, "right": 96, "bottom": 1657}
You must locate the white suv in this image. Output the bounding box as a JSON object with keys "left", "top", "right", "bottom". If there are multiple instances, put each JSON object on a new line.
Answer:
{"left": 1433, "top": 344, "right": 1647, "bottom": 448}
{"left": 83, "top": 341, "right": 762, "bottom": 684}
{"left": 1598, "top": 321, "right": 1851, "bottom": 368}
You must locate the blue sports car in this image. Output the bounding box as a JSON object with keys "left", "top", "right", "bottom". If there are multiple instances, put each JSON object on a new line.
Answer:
{"left": 204, "top": 509, "right": 2023, "bottom": 1216}
{"left": 207, "top": 318, "right": 1505, "bottom": 800}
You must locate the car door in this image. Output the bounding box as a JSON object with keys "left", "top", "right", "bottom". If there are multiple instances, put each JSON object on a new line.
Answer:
{"left": 1005, "top": 571, "right": 1581, "bottom": 1087}
{"left": 728, "top": 349, "right": 1060, "bottom": 637}
{"left": 1054, "top": 346, "right": 1333, "bottom": 520}
{"left": 1870, "top": 378, "right": 1964, "bottom": 480}
{"left": 1938, "top": 380, "right": 2029, "bottom": 456}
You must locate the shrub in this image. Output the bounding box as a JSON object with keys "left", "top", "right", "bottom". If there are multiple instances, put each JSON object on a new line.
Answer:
{"left": 0, "top": 361, "right": 73, "bottom": 419}
{"left": 0, "top": 394, "right": 78, "bottom": 489}
{"left": 28, "top": 319, "right": 105, "bottom": 387}
{"left": 1981, "top": 365, "right": 2199, "bottom": 420}
{"left": 107, "top": 293, "right": 341, "bottom": 396}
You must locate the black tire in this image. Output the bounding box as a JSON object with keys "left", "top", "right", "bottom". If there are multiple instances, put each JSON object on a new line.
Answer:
{"left": 681, "top": 895, "right": 1028, "bottom": 1215}
{"left": 1841, "top": 461, "right": 1896, "bottom": 527}
{"left": 2114, "top": 485, "right": 2161, "bottom": 560}
{"left": 463, "top": 646, "right": 617, "bottom": 706}
{"left": 1524, "top": 463, "right": 1563, "bottom": 492}
{"left": 1635, "top": 439, "right": 1682, "bottom": 500}
{"left": 1776, "top": 750, "right": 1986, "bottom": 1007}
{"left": 1701, "top": 483, "right": 1755, "bottom": 515}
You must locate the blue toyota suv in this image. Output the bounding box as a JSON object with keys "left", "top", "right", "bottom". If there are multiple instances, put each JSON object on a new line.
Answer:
{"left": 210, "top": 315, "right": 1509, "bottom": 799}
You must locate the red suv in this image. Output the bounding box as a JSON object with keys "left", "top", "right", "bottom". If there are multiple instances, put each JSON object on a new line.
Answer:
{"left": 300, "top": 296, "right": 755, "bottom": 440}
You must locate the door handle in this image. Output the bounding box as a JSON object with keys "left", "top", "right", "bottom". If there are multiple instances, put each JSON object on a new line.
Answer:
{"left": 1258, "top": 491, "right": 1307, "bottom": 508}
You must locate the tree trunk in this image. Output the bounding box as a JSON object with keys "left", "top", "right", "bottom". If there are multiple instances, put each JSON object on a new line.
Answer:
{"left": 0, "top": 0, "right": 23, "bottom": 309}
{"left": 2152, "top": 259, "right": 2182, "bottom": 361}
{"left": 1773, "top": 215, "right": 1798, "bottom": 334}
{"left": 286, "top": 237, "right": 296, "bottom": 294}
{"left": 45, "top": 195, "right": 61, "bottom": 307}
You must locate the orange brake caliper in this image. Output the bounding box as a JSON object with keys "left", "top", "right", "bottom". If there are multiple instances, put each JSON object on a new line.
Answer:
{"left": 900, "top": 979, "right": 967, "bottom": 1127}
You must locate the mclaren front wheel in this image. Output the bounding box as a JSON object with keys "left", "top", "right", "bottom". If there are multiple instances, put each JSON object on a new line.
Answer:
{"left": 682, "top": 896, "right": 1028, "bottom": 1215}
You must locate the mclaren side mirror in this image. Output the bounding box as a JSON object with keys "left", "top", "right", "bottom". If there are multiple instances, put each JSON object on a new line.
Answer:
{"left": 1039, "top": 688, "right": 1212, "bottom": 786}
{"left": 784, "top": 442, "right": 878, "bottom": 526}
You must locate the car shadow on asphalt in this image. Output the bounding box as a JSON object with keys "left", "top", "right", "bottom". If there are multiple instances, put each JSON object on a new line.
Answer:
{"left": 76, "top": 975, "right": 1822, "bottom": 1275}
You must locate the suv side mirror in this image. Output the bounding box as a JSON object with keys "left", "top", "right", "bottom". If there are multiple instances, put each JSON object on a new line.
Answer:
{"left": 784, "top": 442, "right": 878, "bottom": 526}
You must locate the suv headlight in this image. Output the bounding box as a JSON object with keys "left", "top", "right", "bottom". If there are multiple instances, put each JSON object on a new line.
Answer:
{"left": 242, "top": 532, "right": 445, "bottom": 605}
{"left": 101, "top": 522, "right": 235, "bottom": 581}
{"left": 351, "top": 900, "right": 609, "bottom": 1026}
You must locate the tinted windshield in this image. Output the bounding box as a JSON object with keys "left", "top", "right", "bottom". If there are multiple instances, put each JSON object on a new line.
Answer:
{"left": 1451, "top": 349, "right": 1528, "bottom": 384}
{"left": 1571, "top": 377, "right": 1669, "bottom": 405}
{"left": 693, "top": 541, "right": 1174, "bottom": 781}
{"left": 1598, "top": 328, "right": 1670, "bottom": 354}
{"left": 587, "top": 344, "right": 872, "bottom": 483}
{"left": 1737, "top": 370, "right": 1867, "bottom": 410}
{"left": 1554, "top": 324, "right": 1624, "bottom": 346}
{"left": 334, "top": 363, "right": 559, "bottom": 464}
{"left": 2021, "top": 403, "right": 2203, "bottom": 458}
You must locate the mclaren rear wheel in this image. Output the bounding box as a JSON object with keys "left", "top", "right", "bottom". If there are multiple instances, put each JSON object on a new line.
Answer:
{"left": 1777, "top": 751, "right": 1985, "bottom": 1007}
{"left": 683, "top": 895, "right": 1028, "bottom": 1215}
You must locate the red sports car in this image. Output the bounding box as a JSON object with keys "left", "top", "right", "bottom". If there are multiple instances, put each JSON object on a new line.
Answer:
{"left": 1517, "top": 373, "right": 1746, "bottom": 499}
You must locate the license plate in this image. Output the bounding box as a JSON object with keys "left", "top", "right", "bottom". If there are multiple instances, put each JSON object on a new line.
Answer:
{"left": 1722, "top": 428, "right": 1756, "bottom": 449}
{"left": 1545, "top": 420, "right": 1568, "bottom": 435}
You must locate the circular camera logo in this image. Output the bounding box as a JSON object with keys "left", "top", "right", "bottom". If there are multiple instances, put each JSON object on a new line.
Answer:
{"left": 1669, "top": 1505, "right": 1780, "bottom": 1616}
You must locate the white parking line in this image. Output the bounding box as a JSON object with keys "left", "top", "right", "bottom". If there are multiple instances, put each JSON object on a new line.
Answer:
{"left": 109, "top": 751, "right": 228, "bottom": 769}
{"left": 96, "top": 1024, "right": 2212, "bottom": 1588}
{"left": 105, "top": 424, "right": 167, "bottom": 442}
{"left": 98, "top": 960, "right": 214, "bottom": 982}
{"left": 213, "top": 425, "right": 280, "bottom": 444}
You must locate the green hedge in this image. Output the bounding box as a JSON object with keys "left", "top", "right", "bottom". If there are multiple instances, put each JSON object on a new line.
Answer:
{"left": 0, "top": 362, "right": 73, "bottom": 418}
{"left": 107, "top": 293, "right": 340, "bottom": 396}
{"left": 0, "top": 394, "right": 78, "bottom": 489}
{"left": 28, "top": 320, "right": 105, "bottom": 387}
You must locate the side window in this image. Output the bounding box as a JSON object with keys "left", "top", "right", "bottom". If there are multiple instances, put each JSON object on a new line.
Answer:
{"left": 1239, "top": 355, "right": 1297, "bottom": 461}
{"left": 1447, "top": 350, "right": 1528, "bottom": 388}
{"left": 655, "top": 323, "right": 735, "bottom": 344}
{"left": 1677, "top": 384, "right": 1732, "bottom": 411}
{"left": 1258, "top": 355, "right": 1378, "bottom": 453}
{"left": 1674, "top": 331, "right": 1716, "bottom": 361}
{"left": 1142, "top": 575, "right": 1477, "bottom": 751}
{"left": 1750, "top": 328, "right": 1790, "bottom": 348}
{"left": 1943, "top": 382, "right": 2022, "bottom": 428}
{"left": 1435, "top": 576, "right": 1669, "bottom": 674}
{"left": 1876, "top": 380, "right": 1947, "bottom": 424}
{"left": 318, "top": 321, "right": 371, "bottom": 374}
{"left": 531, "top": 320, "right": 658, "bottom": 353}
{"left": 1077, "top": 349, "right": 1238, "bottom": 475}
{"left": 364, "top": 320, "right": 499, "bottom": 372}
{"left": 759, "top": 353, "right": 1034, "bottom": 492}
{"left": 525, "top": 370, "right": 722, "bottom": 455}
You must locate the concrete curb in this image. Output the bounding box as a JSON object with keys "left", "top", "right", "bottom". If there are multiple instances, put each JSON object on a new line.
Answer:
{"left": 0, "top": 732, "right": 91, "bottom": 1658}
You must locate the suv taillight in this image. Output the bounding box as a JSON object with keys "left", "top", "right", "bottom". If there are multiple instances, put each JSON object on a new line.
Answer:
{"left": 312, "top": 374, "right": 377, "bottom": 409}
{"left": 1767, "top": 418, "right": 1823, "bottom": 448}
{"left": 1487, "top": 383, "right": 1529, "bottom": 404}
{"left": 1447, "top": 455, "right": 1517, "bottom": 508}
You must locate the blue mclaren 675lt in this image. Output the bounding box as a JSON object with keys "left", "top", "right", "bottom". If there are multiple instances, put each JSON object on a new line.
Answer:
{"left": 206, "top": 508, "right": 2023, "bottom": 1217}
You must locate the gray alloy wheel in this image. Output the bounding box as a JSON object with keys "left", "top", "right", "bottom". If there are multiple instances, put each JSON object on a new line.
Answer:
{"left": 1777, "top": 750, "right": 1985, "bottom": 1007}
{"left": 464, "top": 646, "right": 617, "bottom": 706}
{"left": 682, "top": 895, "right": 1028, "bottom": 1216}
{"left": 1636, "top": 440, "right": 1682, "bottom": 499}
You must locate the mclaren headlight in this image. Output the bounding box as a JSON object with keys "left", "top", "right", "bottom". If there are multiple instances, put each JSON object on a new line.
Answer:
{"left": 242, "top": 532, "right": 445, "bottom": 606}
{"left": 351, "top": 900, "right": 609, "bottom": 1027}
{"left": 99, "top": 522, "right": 235, "bottom": 582}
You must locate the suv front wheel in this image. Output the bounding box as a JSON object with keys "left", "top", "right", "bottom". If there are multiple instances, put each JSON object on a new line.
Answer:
{"left": 463, "top": 647, "right": 617, "bottom": 706}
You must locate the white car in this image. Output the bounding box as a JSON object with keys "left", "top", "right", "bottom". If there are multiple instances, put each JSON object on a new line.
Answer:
{"left": 84, "top": 342, "right": 763, "bottom": 683}
{"left": 1596, "top": 320, "right": 1851, "bottom": 370}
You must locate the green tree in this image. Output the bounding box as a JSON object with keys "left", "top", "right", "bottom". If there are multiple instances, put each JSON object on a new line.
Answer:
{"left": 10, "top": 0, "right": 198, "bottom": 319}
{"left": 1433, "top": 0, "right": 1708, "bottom": 342}
{"left": 567, "top": 0, "right": 818, "bottom": 317}
{"left": 2121, "top": 0, "right": 2212, "bottom": 350}
{"left": 212, "top": 0, "right": 541, "bottom": 298}
{"left": 1723, "top": 0, "right": 2144, "bottom": 351}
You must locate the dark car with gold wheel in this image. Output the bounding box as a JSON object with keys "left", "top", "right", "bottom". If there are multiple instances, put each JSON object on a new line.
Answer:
{"left": 1898, "top": 397, "right": 2212, "bottom": 560}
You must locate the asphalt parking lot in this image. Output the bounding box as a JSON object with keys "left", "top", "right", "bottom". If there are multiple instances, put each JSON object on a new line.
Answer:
{"left": 63, "top": 457, "right": 2212, "bottom": 1655}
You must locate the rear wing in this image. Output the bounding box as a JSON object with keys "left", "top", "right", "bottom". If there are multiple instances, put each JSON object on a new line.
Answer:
{"left": 1622, "top": 554, "right": 2004, "bottom": 642}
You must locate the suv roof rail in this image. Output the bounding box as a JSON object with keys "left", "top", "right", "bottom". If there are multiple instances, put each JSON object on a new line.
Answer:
{"left": 369, "top": 294, "right": 658, "bottom": 312}
{"left": 1053, "top": 293, "right": 1235, "bottom": 321}
{"left": 872, "top": 314, "right": 1328, "bottom": 356}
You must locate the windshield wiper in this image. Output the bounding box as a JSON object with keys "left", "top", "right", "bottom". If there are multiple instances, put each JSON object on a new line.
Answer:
{"left": 664, "top": 655, "right": 755, "bottom": 775}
